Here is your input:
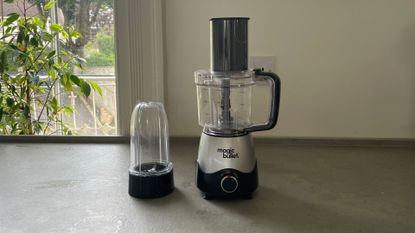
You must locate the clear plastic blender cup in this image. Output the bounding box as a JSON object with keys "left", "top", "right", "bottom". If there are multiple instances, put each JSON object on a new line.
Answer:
{"left": 129, "top": 101, "right": 174, "bottom": 198}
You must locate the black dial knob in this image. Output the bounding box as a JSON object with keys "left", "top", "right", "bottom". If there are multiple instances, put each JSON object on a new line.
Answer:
{"left": 220, "top": 175, "right": 238, "bottom": 193}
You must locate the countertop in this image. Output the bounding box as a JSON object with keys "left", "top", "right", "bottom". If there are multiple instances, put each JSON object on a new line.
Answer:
{"left": 0, "top": 142, "right": 414, "bottom": 233}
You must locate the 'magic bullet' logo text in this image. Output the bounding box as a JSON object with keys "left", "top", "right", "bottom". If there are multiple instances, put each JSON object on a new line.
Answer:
{"left": 217, "top": 148, "right": 239, "bottom": 158}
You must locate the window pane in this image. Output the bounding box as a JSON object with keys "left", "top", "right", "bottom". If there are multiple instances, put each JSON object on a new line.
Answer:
{"left": 0, "top": 0, "right": 117, "bottom": 136}
{"left": 57, "top": 0, "right": 117, "bottom": 135}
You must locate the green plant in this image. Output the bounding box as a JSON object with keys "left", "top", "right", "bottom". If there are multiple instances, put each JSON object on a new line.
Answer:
{"left": 0, "top": 0, "right": 102, "bottom": 135}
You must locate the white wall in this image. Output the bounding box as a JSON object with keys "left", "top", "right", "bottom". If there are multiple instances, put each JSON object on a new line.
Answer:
{"left": 164, "top": 0, "right": 415, "bottom": 139}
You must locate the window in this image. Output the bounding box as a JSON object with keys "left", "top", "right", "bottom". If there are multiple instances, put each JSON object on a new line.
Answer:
{"left": 0, "top": 0, "right": 164, "bottom": 139}
{"left": 0, "top": 0, "right": 117, "bottom": 136}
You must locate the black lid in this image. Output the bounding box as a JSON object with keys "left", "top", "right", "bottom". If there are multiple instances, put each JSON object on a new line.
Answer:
{"left": 210, "top": 17, "right": 249, "bottom": 72}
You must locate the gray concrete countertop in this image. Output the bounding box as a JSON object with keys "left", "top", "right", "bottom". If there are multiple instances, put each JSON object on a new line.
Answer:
{"left": 0, "top": 142, "right": 414, "bottom": 233}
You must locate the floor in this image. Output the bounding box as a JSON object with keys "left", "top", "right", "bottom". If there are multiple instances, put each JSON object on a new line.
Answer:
{"left": 0, "top": 142, "right": 414, "bottom": 233}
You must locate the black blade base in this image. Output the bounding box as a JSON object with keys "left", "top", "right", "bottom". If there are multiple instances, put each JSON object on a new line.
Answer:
{"left": 129, "top": 169, "right": 174, "bottom": 198}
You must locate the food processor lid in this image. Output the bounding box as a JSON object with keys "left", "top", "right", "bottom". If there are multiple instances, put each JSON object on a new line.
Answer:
{"left": 194, "top": 70, "right": 255, "bottom": 86}
{"left": 210, "top": 17, "right": 249, "bottom": 72}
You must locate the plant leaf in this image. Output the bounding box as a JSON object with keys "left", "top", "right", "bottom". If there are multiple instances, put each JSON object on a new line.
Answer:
{"left": 0, "top": 51, "right": 7, "bottom": 72}
{"left": 50, "top": 23, "right": 63, "bottom": 32}
{"left": 74, "top": 57, "right": 86, "bottom": 66}
{"left": 69, "top": 31, "right": 81, "bottom": 38}
{"left": 17, "top": 30, "right": 25, "bottom": 43}
{"left": 32, "top": 121, "right": 44, "bottom": 134}
{"left": 16, "top": 42, "right": 26, "bottom": 52}
{"left": 8, "top": 44, "right": 25, "bottom": 55}
{"left": 30, "top": 37, "right": 39, "bottom": 47}
{"left": 32, "top": 17, "right": 44, "bottom": 28}
{"left": 50, "top": 97, "right": 59, "bottom": 112}
{"left": 61, "top": 74, "right": 73, "bottom": 91}
{"left": 89, "top": 81, "right": 102, "bottom": 96}
{"left": 70, "top": 75, "right": 81, "bottom": 86}
{"left": 44, "top": 1, "right": 56, "bottom": 11}
{"left": 61, "top": 31, "right": 69, "bottom": 40}
{"left": 23, "top": 105, "right": 30, "bottom": 118}
{"left": 47, "top": 50, "right": 56, "bottom": 59}
{"left": 6, "top": 97, "right": 14, "bottom": 107}
{"left": 81, "top": 82, "right": 91, "bottom": 97}
{"left": 2, "top": 13, "right": 19, "bottom": 27}
{"left": 62, "top": 106, "right": 74, "bottom": 118}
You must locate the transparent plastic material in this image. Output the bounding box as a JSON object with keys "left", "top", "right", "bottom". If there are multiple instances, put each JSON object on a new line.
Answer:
{"left": 130, "top": 102, "right": 172, "bottom": 176}
{"left": 195, "top": 70, "right": 260, "bottom": 134}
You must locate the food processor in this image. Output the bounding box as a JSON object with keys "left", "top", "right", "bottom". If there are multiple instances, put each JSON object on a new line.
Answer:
{"left": 194, "top": 17, "right": 281, "bottom": 199}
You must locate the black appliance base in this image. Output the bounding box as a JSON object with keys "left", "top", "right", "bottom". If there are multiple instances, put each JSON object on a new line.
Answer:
{"left": 196, "top": 163, "right": 258, "bottom": 199}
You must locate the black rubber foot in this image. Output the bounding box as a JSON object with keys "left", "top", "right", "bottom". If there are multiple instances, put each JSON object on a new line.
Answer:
{"left": 129, "top": 169, "right": 174, "bottom": 198}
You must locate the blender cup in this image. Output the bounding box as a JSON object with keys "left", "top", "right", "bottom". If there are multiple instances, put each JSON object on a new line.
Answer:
{"left": 129, "top": 102, "right": 174, "bottom": 198}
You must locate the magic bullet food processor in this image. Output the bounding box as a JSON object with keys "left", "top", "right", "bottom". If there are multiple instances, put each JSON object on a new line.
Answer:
{"left": 194, "top": 17, "right": 281, "bottom": 199}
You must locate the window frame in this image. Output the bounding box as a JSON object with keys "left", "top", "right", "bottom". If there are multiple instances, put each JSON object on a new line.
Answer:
{"left": 0, "top": 0, "right": 165, "bottom": 141}
{"left": 115, "top": 0, "right": 165, "bottom": 137}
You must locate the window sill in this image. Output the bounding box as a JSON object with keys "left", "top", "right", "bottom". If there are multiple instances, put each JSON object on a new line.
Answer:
{"left": 0, "top": 135, "right": 129, "bottom": 143}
